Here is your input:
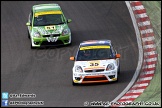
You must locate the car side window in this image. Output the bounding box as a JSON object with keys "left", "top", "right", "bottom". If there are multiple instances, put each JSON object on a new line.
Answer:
{"left": 29, "top": 10, "right": 33, "bottom": 23}
{"left": 111, "top": 45, "right": 116, "bottom": 57}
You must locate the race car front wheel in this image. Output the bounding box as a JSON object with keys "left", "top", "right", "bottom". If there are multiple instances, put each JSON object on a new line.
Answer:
{"left": 118, "top": 65, "right": 120, "bottom": 75}
{"left": 31, "top": 44, "right": 35, "bottom": 49}
{"left": 72, "top": 80, "right": 78, "bottom": 86}
{"left": 31, "top": 43, "right": 37, "bottom": 49}
{"left": 115, "top": 65, "right": 120, "bottom": 82}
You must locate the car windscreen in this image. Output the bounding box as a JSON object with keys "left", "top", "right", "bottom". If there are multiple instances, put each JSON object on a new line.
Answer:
{"left": 76, "top": 45, "right": 114, "bottom": 61}
{"left": 33, "top": 14, "right": 66, "bottom": 26}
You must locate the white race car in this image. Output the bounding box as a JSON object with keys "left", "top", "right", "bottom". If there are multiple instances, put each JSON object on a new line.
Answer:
{"left": 70, "top": 40, "right": 121, "bottom": 85}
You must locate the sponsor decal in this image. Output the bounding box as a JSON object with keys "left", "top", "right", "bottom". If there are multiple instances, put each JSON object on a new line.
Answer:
{"left": 46, "top": 36, "right": 58, "bottom": 42}
{"left": 35, "top": 11, "right": 62, "bottom": 17}
{"left": 37, "top": 27, "right": 48, "bottom": 35}
{"left": 80, "top": 46, "right": 110, "bottom": 50}
{"left": 45, "top": 26, "right": 56, "bottom": 30}
{"left": 88, "top": 61, "right": 100, "bottom": 68}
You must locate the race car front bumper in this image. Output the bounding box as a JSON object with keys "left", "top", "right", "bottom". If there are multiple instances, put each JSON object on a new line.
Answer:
{"left": 73, "top": 70, "right": 118, "bottom": 84}
{"left": 31, "top": 35, "right": 71, "bottom": 48}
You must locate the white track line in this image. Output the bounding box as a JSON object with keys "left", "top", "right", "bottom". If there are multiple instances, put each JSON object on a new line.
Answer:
{"left": 144, "top": 51, "right": 156, "bottom": 56}
{"left": 140, "top": 70, "right": 155, "bottom": 75}
{"left": 140, "top": 29, "right": 153, "bottom": 34}
{"left": 132, "top": 5, "right": 145, "bottom": 11}
{"left": 121, "top": 95, "right": 139, "bottom": 99}
{"left": 138, "top": 21, "right": 151, "bottom": 27}
{"left": 132, "top": 83, "right": 148, "bottom": 88}
{"left": 143, "top": 44, "right": 156, "bottom": 49}
{"left": 144, "top": 57, "right": 157, "bottom": 62}
{"left": 142, "top": 63, "right": 156, "bottom": 69}
{"left": 142, "top": 36, "right": 155, "bottom": 42}
{"left": 127, "top": 89, "right": 145, "bottom": 94}
{"left": 137, "top": 77, "right": 153, "bottom": 81}
{"left": 136, "top": 13, "right": 148, "bottom": 18}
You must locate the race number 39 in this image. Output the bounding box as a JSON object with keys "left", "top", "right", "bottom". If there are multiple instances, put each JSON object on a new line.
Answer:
{"left": 88, "top": 61, "right": 100, "bottom": 68}
{"left": 90, "top": 63, "right": 99, "bottom": 66}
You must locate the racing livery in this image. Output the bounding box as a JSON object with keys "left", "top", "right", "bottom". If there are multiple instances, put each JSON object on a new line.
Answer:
{"left": 26, "top": 3, "right": 72, "bottom": 49}
{"left": 70, "top": 40, "right": 121, "bottom": 85}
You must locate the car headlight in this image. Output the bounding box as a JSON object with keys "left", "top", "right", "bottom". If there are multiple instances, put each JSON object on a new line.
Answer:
{"left": 62, "top": 28, "right": 70, "bottom": 36}
{"left": 33, "top": 32, "right": 41, "bottom": 38}
{"left": 75, "top": 65, "right": 83, "bottom": 72}
{"left": 106, "top": 63, "right": 115, "bottom": 71}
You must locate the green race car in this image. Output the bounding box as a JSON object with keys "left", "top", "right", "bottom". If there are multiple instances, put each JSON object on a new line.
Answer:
{"left": 26, "top": 3, "right": 72, "bottom": 49}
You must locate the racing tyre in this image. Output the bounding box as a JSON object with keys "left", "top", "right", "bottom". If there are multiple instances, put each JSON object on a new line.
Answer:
{"left": 116, "top": 78, "right": 118, "bottom": 82}
{"left": 67, "top": 36, "right": 72, "bottom": 46}
{"left": 67, "top": 40, "right": 72, "bottom": 46}
{"left": 31, "top": 44, "right": 36, "bottom": 49}
{"left": 72, "top": 80, "right": 77, "bottom": 86}
{"left": 27, "top": 30, "right": 30, "bottom": 39}
{"left": 68, "top": 42, "right": 72, "bottom": 46}
{"left": 115, "top": 66, "right": 120, "bottom": 82}
{"left": 69, "top": 41, "right": 72, "bottom": 45}
{"left": 118, "top": 65, "right": 120, "bottom": 75}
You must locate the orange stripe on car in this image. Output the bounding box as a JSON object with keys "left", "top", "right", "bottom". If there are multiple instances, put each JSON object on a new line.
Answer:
{"left": 84, "top": 67, "right": 105, "bottom": 70}
{"left": 81, "top": 80, "right": 109, "bottom": 84}
{"left": 81, "top": 75, "right": 109, "bottom": 83}
{"left": 84, "top": 75, "right": 105, "bottom": 78}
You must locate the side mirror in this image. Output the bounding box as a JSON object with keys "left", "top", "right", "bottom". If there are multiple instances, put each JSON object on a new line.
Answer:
{"left": 116, "top": 54, "right": 121, "bottom": 58}
{"left": 26, "top": 22, "right": 31, "bottom": 26}
{"left": 70, "top": 56, "right": 75, "bottom": 61}
{"left": 67, "top": 19, "right": 72, "bottom": 23}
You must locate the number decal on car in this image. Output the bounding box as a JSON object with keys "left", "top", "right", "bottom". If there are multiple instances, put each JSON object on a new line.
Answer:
{"left": 45, "top": 26, "right": 56, "bottom": 30}
{"left": 88, "top": 61, "right": 100, "bottom": 68}
{"left": 90, "top": 63, "right": 99, "bottom": 66}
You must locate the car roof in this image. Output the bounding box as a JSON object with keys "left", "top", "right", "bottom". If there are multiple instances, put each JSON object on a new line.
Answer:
{"left": 80, "top": 39, "right": 111, "bottom": 46}
{"left": 33, "top": 3, "right": 61, "bottom": 12}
